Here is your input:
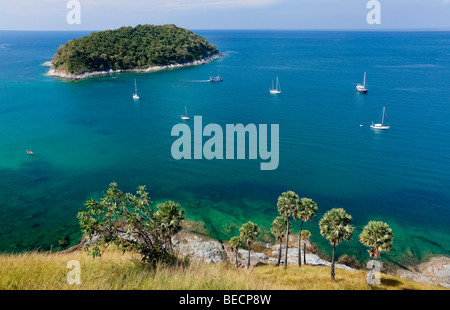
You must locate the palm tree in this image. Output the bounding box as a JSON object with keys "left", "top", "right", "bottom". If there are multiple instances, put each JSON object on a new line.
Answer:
{"left": 154, "top": 201, "right": 185, "bottom": 248}
{"left": 239, "top": 221, "right": 260, "bottom": 268}
{"left": 360, "top": 221, "right": 394, "bottom": 284}
{"left": 300, "top": 230, "right": 311, "bottom": 265}
{"left": 277, "top": 191, "right": 300, "bottom": 268}
{"left": 270, "top": 216, "right": 289, "bottom": 266}
{"left": 319, "top": 208, "right": 354, "bottom": 280}
{"left": 229, "top": 236, "right": 242, "bottom": 267}
{"left": 293, "top": 198, "right": 318, "bottom": 267}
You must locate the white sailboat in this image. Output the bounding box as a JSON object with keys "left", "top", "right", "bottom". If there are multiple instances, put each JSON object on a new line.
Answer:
{"left": 371, "top": 106, "right": 390, "bottom": 130}
{"left": 270, "top": 77, "right": 281, "bottom": 94}
{"left": 181, "top": 106, "right": 189, "bottom": 120}
{"left": 132, "top": 79, "right": 140, "bottom": 100}
{"left": 356, "top": 72, "right": 368, "bottom": 93}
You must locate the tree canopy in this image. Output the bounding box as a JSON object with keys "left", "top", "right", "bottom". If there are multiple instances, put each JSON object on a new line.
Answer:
{"left": 77, "top": 182, "right": 185, "bottom": 265}
{"left": 360, "top": 221, "right": 394, "bottom": 259}
{"left": 52, "top": 24, "right": 219, "bottom": 75}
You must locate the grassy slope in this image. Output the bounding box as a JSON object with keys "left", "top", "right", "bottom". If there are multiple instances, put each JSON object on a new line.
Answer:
{"left": 0, "top": 249, "right": 443, "bottom": 290}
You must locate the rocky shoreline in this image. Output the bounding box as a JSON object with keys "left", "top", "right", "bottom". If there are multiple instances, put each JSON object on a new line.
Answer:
{"left": 170, "top": 231, "right": 450, "bottom": 288}
{"left": 66, "top": 228, "right": 448, "bottom": 288}
{"left": 44, "top": 53, "right": 223, "bottom": 80}
{"left": 171, "top": 231, "right": 356, "bottom": 272}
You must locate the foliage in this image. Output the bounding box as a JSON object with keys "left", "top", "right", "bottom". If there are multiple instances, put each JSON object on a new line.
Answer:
{"left": 293, "top": 198, "right": 318, "bottom": 223}
{"left": 52, "top": 24, "right": 219, "bottom": 75}
{"left": 229, "top": 236, "right": 242, "bottom": 249}
{"left": 360, "top": 221, "right": 394, "bottom": 259}
{"left": 319, "top": 208, "right": 354, "bottom": 247}
{"left": 301, "top": 230, "right": 311, "bottom": 240}
{"left": 239, "top": 221, "right": 260, "bottom": 268}
{"left": 293, "top": 197, "right": 318, "bottom": 266}
{"left": 271, "top": 216, "right": 290, "bottom": 266}
{"left": 277, "top": 190, "right": 299, "bottom": 267}
{"left": 277, "top": 191, "right": 300, "bottom": 218}
{"left": 319, "top": 208, "right": 354, "bottom": 280}
{"left": 270, "top": 216, "right": 289, "bottom": 241}
{"left": 77, "top": 182, "right": 185, "bottom": 266}
{"left": 153, "top": 201, "right": 186, "bottom": 247}
{"left": 239, "top": 222, "right": 260, "bottom": 247}
{"left": 229, "top": 236, "right": 242, "bottom": 267}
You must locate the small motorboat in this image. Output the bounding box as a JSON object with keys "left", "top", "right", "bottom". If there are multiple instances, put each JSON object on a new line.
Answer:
{"left": 210, "top": 75, "right": 223, "bottom": 82}
{"left": 26, "top": 150, "right": 34, "bottom": 155}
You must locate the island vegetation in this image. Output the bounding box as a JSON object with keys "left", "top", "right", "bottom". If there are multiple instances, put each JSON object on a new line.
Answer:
{"left": 49, "top": 24, "right": 220, "bottom": 77}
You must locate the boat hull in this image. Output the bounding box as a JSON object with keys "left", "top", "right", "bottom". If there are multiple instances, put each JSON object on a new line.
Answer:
{"left": 370, "top": 125, "right": 390, "bottom": 130}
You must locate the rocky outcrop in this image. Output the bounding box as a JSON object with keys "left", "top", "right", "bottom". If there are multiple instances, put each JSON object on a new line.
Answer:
{"left": 46, "top": 53, "right": 223, "bottom": 80}
{"left": 270, "top": 244, "right": 355, "bottom": 271}
{"left": 392, "top": 256, "right": 450, "bottom": 288}
{"left": 172, "top": 233, "right": 226, "bottom": 264}
{"left": 172, "top": 231, "right": 356, "bottom": 271}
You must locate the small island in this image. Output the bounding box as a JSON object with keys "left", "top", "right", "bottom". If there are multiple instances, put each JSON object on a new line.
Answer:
{"left": 47, "top": 24, "right": 222, "bottom": 80}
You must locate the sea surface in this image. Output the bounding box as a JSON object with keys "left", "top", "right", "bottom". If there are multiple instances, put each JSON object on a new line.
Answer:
{"left": 0, "top": 30, "right": 449, "bottom": 266}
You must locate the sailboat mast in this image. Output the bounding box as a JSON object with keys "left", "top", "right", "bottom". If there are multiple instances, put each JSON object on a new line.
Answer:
{"left": 382, "top": 106, "right": 385, "bottom": 124}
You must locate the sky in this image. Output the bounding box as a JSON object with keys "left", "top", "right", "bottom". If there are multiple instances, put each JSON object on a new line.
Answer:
{"left": 0, "top": 0, "right": 450, "bottom": 31}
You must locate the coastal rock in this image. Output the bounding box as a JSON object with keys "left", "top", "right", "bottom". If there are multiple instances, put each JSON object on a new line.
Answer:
{"left": 393, "top": 256, "right": 450, "bottom": 288}
{"left": 46, "top": 53, "right": 223, "bottom": 80}
{"left": 172, "top": 233, "right": 226, "bottom": 264}
{"left": 337, "top": 254, "right": 363, "bottom": 269}
{"left": 167, "top": 232, "right": 357, "bottom": 271}
{"left": 270, "top": 245, "right": 355, "bottom": 271}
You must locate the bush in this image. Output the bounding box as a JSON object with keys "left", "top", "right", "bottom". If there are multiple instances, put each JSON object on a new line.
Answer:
{"left": 77, "top": 182, "right": 185, "bottom": 266}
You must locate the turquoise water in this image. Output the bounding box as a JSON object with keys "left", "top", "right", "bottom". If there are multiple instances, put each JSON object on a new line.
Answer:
{"left": 0, "top": 30, "right": 449, "bottom": 266}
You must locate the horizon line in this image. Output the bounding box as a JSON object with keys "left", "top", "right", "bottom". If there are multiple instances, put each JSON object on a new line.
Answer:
{"left": 1, "top": 27, "right": 450, "bottom": 32}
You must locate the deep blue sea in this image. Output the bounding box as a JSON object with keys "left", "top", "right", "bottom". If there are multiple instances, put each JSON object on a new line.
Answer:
{"left": 0, "top": 30, "right": 449, "bottom": 266}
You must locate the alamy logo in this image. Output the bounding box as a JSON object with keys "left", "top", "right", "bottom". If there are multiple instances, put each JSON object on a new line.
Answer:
{"left": 171, "top": 116, "right": 279, "bottom": 171}
{"left": 66, "top": 0, "right": 81, "bottom": 25}
{"left": 367, "top": 0, "right": 381, "bottom": 25}
{"left": 67, "top": 260, "right": 81, "bottom": 285}
{"left": 366, "top": 260, "right": 381, "bottom": 286}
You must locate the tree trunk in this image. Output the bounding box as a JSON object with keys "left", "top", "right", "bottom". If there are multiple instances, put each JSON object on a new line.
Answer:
{"left": 303, "top": 242, "right": 307, "bottom": 265}
{"left": 331, "top": 243, "right": 336, "bottom": 280}
{"left": 277, "top": 238, "right": 283, "bottom": 266}
{"left": 247, "top": 246, "right": 251, "bottom": 269}
{"left": 298, "top": 221, "right": 303, "bottom": 267}
{"left": 235, "top": 248, "right": 238, "bottom": 267}
{"left": 284, "top": 217, "right": 290, "bottom": 268}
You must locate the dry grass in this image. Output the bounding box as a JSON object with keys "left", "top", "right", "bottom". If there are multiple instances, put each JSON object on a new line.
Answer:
{"left": 0, "top": 249, "right": 442, "bottom": 290}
